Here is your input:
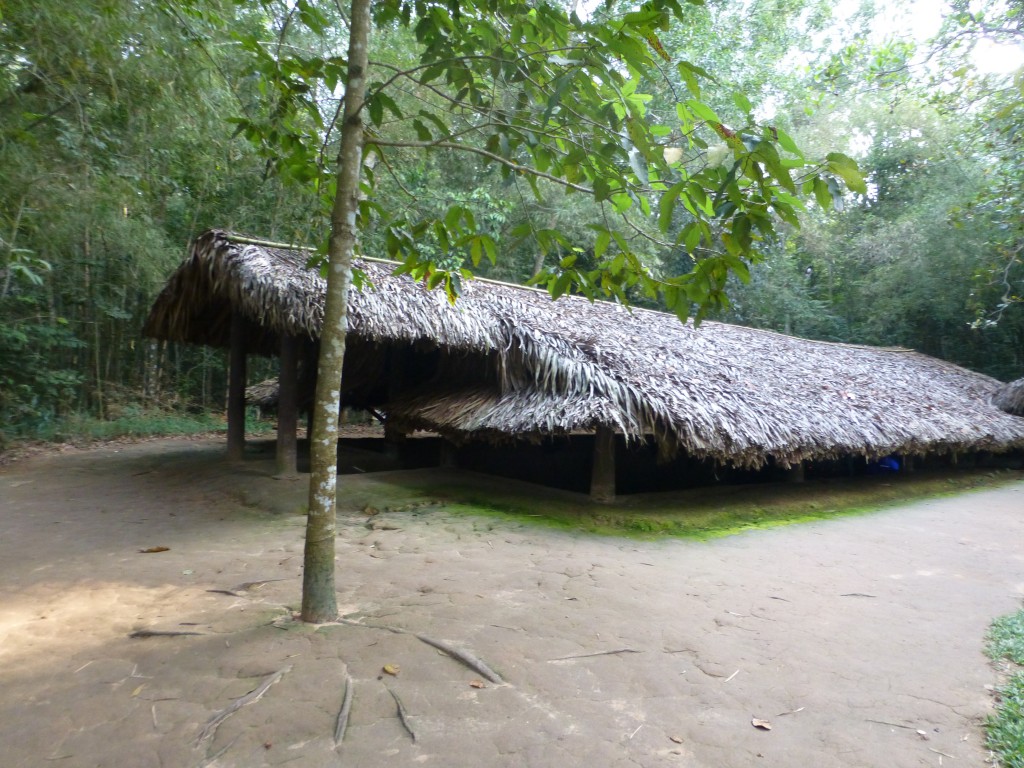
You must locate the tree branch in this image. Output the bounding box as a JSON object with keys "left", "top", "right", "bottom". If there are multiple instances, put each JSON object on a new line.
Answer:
{"left": 368, "top": 138, "right": 594, "bottom": 194}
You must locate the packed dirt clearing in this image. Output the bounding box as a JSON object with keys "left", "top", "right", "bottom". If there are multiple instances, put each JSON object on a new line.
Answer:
{"left": 2, "top": 438, "right": 1023, "bottom": 767}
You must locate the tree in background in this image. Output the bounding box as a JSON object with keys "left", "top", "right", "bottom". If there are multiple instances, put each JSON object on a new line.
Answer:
{"left": 933, "top": 0, "right": 1024, "bottom": 332}
{"left": 0, "top": 0, "right": 325, "bottom": 440}
{"left": 708, "top": 0, "right": 1024, "bottom": 378}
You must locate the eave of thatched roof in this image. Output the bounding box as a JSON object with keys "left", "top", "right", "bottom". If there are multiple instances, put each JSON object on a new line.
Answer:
{"left": 992, "top": 377, "right": 1024, "bottom": 416}
{"left": 144, "top": 229, "right": 1024, "bottom": 468}
{"left": 246, "top": 378, "right": 283, "bottom": 410}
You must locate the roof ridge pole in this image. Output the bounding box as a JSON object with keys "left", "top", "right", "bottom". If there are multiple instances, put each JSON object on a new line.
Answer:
{"left": 590, "top": 426, "right": 616, "bottom": 503}
{"left": 275, "top": 333, "right": 299, "bottom": 476}
{"left": 227, "top": 311, "right": 248, "bottom": 462}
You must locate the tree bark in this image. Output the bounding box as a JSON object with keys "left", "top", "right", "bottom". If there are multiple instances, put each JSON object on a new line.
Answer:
{"left": 301, "top": 0, "right": 371, "bottom": 623}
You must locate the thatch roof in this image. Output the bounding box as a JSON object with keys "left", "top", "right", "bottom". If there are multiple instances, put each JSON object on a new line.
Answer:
{"left": 246, "top": 378, "right": 283, "bottom": 411}
{"left": 992, "top": 378, "right": 1024, "bottom": 417}
{"left": 144, "top": 229, "right": 1024, "bottom": 468}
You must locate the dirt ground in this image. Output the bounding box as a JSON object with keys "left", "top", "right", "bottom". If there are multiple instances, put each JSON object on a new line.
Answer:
{"left": 2, "top": 437, "right": 1023, "bottom": 768}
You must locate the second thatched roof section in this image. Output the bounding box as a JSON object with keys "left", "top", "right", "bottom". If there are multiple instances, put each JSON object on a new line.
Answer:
{"left": 144, "top": 229, "right": 1024, "bottom": 468}
{"left": 992, "top": 378, "right": 1024, "bottom": 417}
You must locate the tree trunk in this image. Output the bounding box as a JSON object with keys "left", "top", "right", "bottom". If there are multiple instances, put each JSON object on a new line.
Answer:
{"left": 301, "top": 0, "right": 372, "bottom": 623}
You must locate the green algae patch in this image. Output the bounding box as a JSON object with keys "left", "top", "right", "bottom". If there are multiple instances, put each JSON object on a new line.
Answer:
{"left": 337, "top": 467, "right": 1023, "bottom": 540}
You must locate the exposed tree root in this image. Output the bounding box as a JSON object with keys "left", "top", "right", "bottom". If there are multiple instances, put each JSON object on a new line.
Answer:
{"left": 197, "top": 736, "right": 238, "bottom": 767}
{"left": 195, "top": 665, "right": 292, "bottom": 748}
{"left": 334, "top": 672, "right": 354, "bottom": 746}
{"left": 411, "top": 633, "right": 504, "bottom": 684}
{"left": 129, "top": 629, "right": 204, "bottom": 638}
{"left": 206, "top": 578, "right": 290, "bottom": 597}
{"left": 335, "top": 617, "right": 506, "bottom": 685}
{"left": 548, "top": 648, "right": 641, "bottom": 662}
{"left": 387, "top": 687, "right": 416, "bottom": 743}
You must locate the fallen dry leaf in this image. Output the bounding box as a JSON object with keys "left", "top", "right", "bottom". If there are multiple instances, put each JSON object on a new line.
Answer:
{"left": 469, "top": 680, "right": 486, "bottom": 689}
{"left": 751, "top": 718, "right": 772, "bottom": 731}
{"left": 669, "top": 735, "right": 684, "bottom": 744}
{"left": 139, "top": 546, "right": 169, "bottom": 553}
{"left": 382, "top": 664, "right": 400, "bottom": 676}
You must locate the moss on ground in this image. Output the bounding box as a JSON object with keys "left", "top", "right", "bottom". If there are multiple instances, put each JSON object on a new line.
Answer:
{"left": 338, "top": 467, "right": 1024, "bottom": 540}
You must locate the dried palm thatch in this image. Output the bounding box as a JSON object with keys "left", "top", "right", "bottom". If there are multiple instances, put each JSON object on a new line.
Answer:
{"left": 992, "top": 378, "right": 1024, "bottom": 416}
{"left": 246, "top": 378, "right": 281, "bottom": 411}
{"left": 144, "top": 229, "right": 1024, "bottom": 468}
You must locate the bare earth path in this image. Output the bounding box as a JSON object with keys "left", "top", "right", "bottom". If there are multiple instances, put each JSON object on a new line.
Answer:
{"left": 1, "top": 438, "right": 1022, "bottom": 768}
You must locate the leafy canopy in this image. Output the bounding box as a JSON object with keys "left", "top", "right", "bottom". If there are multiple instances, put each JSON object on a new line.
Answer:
{"left": 224, "top": 0, "right": 863, "bottom": 322}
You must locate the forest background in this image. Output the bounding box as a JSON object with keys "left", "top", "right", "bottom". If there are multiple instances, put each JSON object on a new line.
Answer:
{"left": 1, "top": 0, "right": 1022, "bottom": 447}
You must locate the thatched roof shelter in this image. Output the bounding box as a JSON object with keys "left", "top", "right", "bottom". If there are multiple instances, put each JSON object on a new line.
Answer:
{"left": 992, "top": 378, "right": 1024, "bottom": 417}
{"left": 144, "top": 230, "right": 1024, "bottom": 473}
{"left": 246, "top": 378, "right": 284, "bottom": 413}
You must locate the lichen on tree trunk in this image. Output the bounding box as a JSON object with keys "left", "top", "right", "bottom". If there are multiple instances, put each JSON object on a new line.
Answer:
{"left": 301, "top": 0, "right": 372, "bottom": 623}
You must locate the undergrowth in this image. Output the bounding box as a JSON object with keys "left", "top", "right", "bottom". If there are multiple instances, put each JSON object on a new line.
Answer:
{"left": 987, "top": 609, "right": 1024, "bottom": 768}
{"left": 0, "top": 404, "right": 272, "bottom": 455}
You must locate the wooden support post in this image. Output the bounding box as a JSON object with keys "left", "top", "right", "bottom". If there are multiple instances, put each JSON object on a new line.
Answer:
{"left": 303, "top": 341, "right": 317, "bottom": 440}
{"left": 276, "top": 334, "right": 299, "bottom": 476}
{"left": 384, "top": 346, "right": 408, "bottom": 451}
{"left": 440, "top": 441, "right": 458, "bottom": 469}
{"left": 590, "top": 426, "right": 616, "bottom": 503}
{"left": 903, "top": 455, "right": 914, "bottom": 473}
{"left": 226, "top": 311, "right": 248, "bottom": 462}
{"left": 787, "top": 460, "right": 805, "bottom": 483}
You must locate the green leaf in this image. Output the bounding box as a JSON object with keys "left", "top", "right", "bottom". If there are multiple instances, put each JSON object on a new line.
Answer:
{"left": 367, "top": 95, "right": 383, "bottom": 126}
{"left": 683, "top": 223, "right": 702, "bottom": 253}
{"left": 551, "top": 271, "right": 572, "bottom": 299}
{"left": 813, "top": 176, "right": 833, "bottom": 211}
{"left": 427, "top": 269, "right": 446, "bottom": 290}
{"left": 677, "top": 61, "right": 700, "bottom": 97}
{"left": 658, "top": 180, "right": 685, "bottom": 232}
{"left": 826, "top": 175, "right": 845, "bottom": 212}
{"left": 481, "top": 234, "right": 498, "bottom": 265}
{"left": 412, "top": 119, "right": 432, "bottom": 141}
{"left": 732, "top": 91, "right": 752, "bottom": 115}
{"left": 774, "top": 128, "right": 802, "bottom": 157}
{"left": 826, "top": 152, "right": 867, "bottom": 194}
{"left": 611, "top": 192, "right": 633, "bottom": 213}
{"left": 685, "top": 99, "right": 720, "bottom": 123}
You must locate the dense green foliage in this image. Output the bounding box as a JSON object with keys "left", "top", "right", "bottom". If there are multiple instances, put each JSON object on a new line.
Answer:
{"left": 1, "top": 0, "right": 1022, "bottom": 446}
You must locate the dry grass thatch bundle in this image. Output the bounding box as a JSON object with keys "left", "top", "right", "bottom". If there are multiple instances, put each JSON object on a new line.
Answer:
{"left": 144, "top": 229, "right": 1024, "bottom": 468}
{"left": 246, "top": 378, "right": 281, "bottom": 411}
{"left": 992, "top": 378, "right": 1024, "bottom": 417}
